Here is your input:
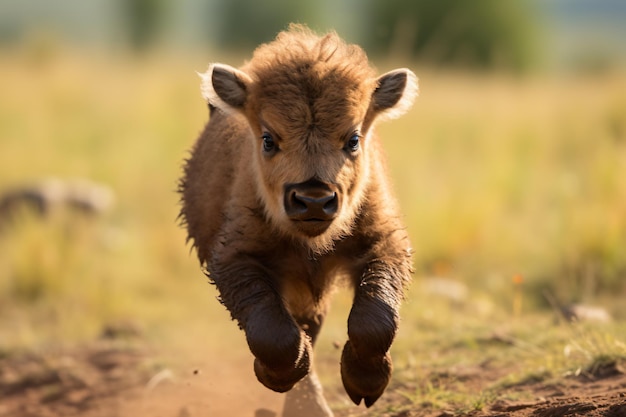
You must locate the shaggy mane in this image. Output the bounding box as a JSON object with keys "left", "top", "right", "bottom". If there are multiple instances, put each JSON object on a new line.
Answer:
{"left": 244, "top": 24, "right": 377, "bottom": 87}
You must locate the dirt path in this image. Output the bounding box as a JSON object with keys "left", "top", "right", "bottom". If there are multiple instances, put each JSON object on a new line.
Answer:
{"left": 0, "top": 342, "right": 283, "bottom": 417}
{"left": 1, "top": 342, "right": 625, "bottom": 417}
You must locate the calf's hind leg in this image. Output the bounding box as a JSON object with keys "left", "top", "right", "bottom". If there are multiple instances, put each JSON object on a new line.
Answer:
{"left": 282, "top": 314, "right": 333, "bottom": 417}
{"left": 282, "top": 372, "right": 333, "bottom": 417}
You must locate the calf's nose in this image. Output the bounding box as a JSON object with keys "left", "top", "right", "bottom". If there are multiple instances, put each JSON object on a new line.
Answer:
{"left": 284, "top": 180, "right": 339, "bottom": 221}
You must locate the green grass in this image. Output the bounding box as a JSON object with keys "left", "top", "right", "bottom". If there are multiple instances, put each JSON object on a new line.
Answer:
{"left": 0, "top": 45, "right": 625, "bottom": 415}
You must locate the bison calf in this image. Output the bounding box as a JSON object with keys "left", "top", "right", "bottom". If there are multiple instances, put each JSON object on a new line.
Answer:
{"left": 180, "top": 25, "right": 417, "bottom": 416}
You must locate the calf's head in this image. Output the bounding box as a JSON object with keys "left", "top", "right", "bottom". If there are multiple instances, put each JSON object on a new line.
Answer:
{"left": 200, "top": 28, "right": 417, "bottom": 252}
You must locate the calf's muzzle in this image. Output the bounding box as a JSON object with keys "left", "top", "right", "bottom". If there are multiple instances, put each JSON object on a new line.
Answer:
{"left": 284, "top": 179, "right": 339, "bottom": 223}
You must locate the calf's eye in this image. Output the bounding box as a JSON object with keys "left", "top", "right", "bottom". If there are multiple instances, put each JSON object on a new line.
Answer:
{"left": 346, "top": 134, "right": 360, "bottom": 152}
{"left": 262, "top": 133, "right": 276, "bottom": 153}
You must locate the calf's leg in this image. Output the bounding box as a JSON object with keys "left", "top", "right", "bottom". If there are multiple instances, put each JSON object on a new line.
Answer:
{"left": 209, "top": 260, "right": 312, "bottom": 392}
{"left": 282, "top": 371, "right": 333, "bottom": 417}
{"left": 282, "top": 313, "right": 333, "bottom": 417}
{"left": 341, "top": 260, "right": 405, "bottom": 407}
{"left": 246, "top": 302, "right": 313, "bottom": 393}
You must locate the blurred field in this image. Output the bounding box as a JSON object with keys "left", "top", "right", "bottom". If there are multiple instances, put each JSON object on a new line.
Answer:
{"left": 0, "top": 44, "right": 625, "bottom": 415}
{"left": 382, "top": 67, "right": 626, "bottom": 312}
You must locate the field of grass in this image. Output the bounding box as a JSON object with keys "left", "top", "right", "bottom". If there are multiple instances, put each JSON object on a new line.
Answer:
{"left": 0, "top": 43, "right": 625, "bottom": 415}
{"left": 383, "top": 69, "right": 626, "bottom": 309}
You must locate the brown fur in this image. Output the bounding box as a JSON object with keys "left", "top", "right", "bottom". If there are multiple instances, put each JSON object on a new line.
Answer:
{"left": 179, "top": 25, "right": 417, "bottom": 415}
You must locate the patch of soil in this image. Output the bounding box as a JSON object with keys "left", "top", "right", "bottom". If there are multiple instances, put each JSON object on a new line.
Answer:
{"left": 374, "top": 360, "right": 626, "bottom": 417}
{"left": 1, "top": 343, "right": 624, "bottom": 417}
{"left": 486, "top": 373, "right": 626, "bottom": 417}
{"left": 0, "top": 343, "right": 150, "bottom": 417}
{"left": 0, "top": 341, "right": 283, "bottom": 417}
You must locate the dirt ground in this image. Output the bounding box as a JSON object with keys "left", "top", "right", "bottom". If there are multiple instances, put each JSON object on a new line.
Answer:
{"left": 385, "top": 361, "right": 626, "bottom": 417}
{"left": 1, "top": 340, "right": 625, "bottom": 417}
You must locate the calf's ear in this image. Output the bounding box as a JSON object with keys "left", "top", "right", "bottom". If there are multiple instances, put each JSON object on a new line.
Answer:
{"left": 199, "top": 63, "right": 253, "bottom": 113}
{"left": 370, "top": 69, "right": 418, "bottom": 121}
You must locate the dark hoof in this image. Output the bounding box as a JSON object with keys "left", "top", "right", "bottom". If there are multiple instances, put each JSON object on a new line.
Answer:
{"left": 340, "top": 340, "right": 392, "bottom": 407}
{"left": 254, "top": 347, "right": 311, "bottom": 393}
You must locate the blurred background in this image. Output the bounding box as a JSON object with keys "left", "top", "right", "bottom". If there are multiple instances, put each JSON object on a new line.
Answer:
{"left": 2, "top": 0, "right": 626, "bottom": 70}
{"left": 1, "top": 0, "right": 625, "bottom": 353}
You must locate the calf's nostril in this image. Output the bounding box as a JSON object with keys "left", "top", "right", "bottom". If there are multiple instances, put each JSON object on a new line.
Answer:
{"left": 290, "top": 191, "right": 308, "bottom": 213}
{"left": 323, "top": 193, "right": 338, "bottom": 215}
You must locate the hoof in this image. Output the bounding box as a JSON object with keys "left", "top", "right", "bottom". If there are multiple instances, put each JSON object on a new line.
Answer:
{"left": 254, "top": 347, "right": 310, "bottom": 393}
{"left": 340, "top": 340, "right": 392, "bottom": 407}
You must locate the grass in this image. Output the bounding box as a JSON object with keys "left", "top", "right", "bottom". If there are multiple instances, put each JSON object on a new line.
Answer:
{"left": 0, "top": 42, "right": 625, "bottom": 414}
{"left": 382, "top": 70, "right": 626, "bottom": 307}
{"left": 0, "top": 45, "right": 210, "bottom": 349}
{"left": 364, "top": 290, "right": 626, "bottom": 415}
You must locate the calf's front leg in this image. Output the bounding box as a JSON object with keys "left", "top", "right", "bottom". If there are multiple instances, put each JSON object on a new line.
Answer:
{"left": 247, "top": 303, "right": 313, "bottom": 393}
{"left": 341, "top": 260, "right": 406, "bottom": 407}
{"left": 209, "top": 260, "right": 311, "bottom": 392}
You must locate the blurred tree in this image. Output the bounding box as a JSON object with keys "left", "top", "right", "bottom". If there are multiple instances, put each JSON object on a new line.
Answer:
{"left": 364, "top": 0, "right": 539, "bottom": 71}
{"left": 120, "top": 0, "right": 168, "bottom": 52}
{"left": 211, "top": 0, "right": 324, "bottom": 49}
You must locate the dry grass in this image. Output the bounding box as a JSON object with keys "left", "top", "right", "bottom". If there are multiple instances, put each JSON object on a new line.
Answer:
{"left": 382, "top": 69, "right": 626, "bottom": 307}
